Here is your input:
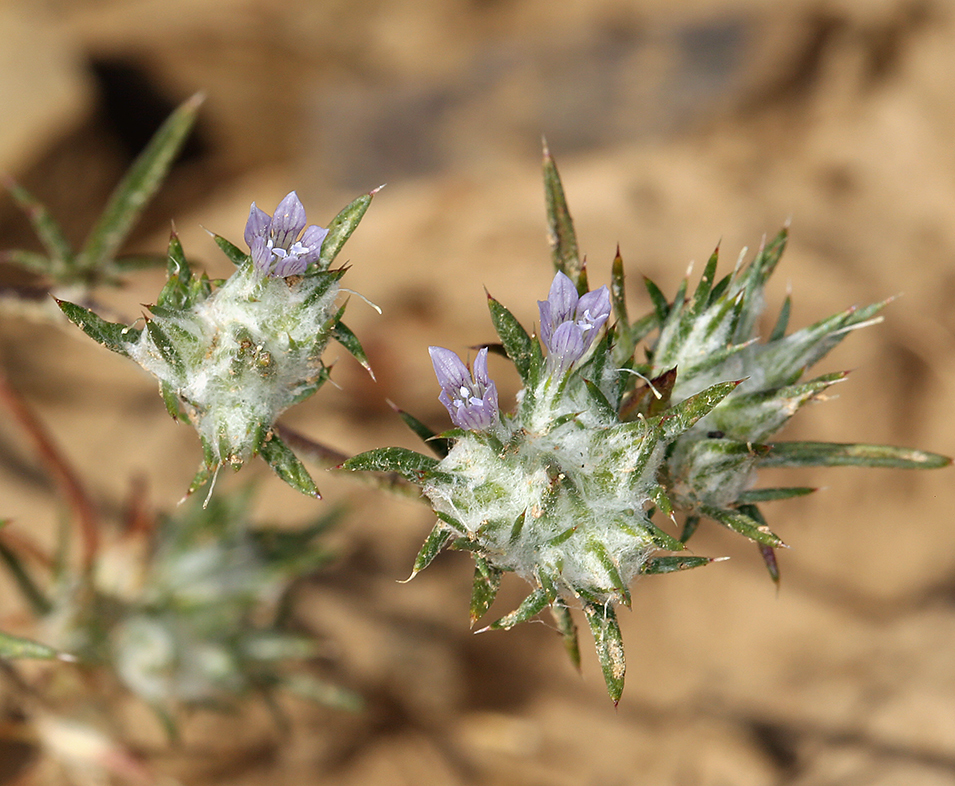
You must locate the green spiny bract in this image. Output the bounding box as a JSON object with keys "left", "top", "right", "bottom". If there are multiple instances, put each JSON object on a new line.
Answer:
{"left": 343, "top": 279, "right": 737, "bottom": 703}
{"left": 57, "top": 191, "right": 376, "bottom": 499}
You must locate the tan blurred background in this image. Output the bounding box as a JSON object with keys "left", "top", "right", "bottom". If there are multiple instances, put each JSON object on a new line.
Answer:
{"left": 1, "top": 0, "right": 954, "bottom": 783}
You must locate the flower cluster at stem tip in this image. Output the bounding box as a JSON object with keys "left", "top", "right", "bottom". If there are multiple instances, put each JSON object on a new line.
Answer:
{"left": 539, "top": 271, "right": 611, "bottom": 376}
{"left": 430, "top": 271, "right": 612, "bottom": 427}
{"left": 244, "top": 191, "right": 329, "bottom": 278}
{"left": 429, "top": 346, "right": 499, "bottom": 430}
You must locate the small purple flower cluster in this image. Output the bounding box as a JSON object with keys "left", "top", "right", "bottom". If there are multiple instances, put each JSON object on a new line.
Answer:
{"left": 244, "top": 192, "right": 329, "bottom": 278}
{"left": 538, "top": 272, "right": 611, "bottom": 376}
{"left": 429, "top": 346, "right": 499, "bottom": 430}
{"left": 429, "top": 272, "right": 612, "bottom": 430}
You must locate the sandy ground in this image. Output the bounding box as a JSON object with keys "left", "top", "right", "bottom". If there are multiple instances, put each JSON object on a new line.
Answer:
{"left": 1, "top": 0, "right": 954, "bottom": 784}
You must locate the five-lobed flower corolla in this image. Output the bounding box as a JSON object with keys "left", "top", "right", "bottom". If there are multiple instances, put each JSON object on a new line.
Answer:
{"left": 245, "top": 191, "right": 330, "bottom": 278}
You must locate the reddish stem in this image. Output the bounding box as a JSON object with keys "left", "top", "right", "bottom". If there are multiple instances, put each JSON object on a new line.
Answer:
{"left": 0, "top": 368, "right": 99, "bottom": 569}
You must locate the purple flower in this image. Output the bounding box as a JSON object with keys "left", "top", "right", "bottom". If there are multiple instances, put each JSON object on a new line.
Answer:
{"left": 538, "top": 271, "right": 611, "bottom": 375}
{"left": 244, "top": 191, "right": 329, "bottom": 278}
{"left": 429, "top": 346, "right": 499, "bottom": 430}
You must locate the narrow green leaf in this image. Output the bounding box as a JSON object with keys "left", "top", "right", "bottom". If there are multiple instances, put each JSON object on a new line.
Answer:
{"left": 629, "top": 309, "right": 658, "bottom": 345}
{"left": 259, "top": 431, "right": 321, "bottom": 498}
{"left": 679, "top": 514, "right": 700, "bottom": 543}
{"left": 700, "top": 504, "right": 785, "bottom": 547}
{"left": 708, "top": 273, "right": 732, "bottom": 306}
{"left": 289, "top": 365, "right": 332, "bottom": 406}
{"left": 550, "top": 599, "right": 581, "bottom": 671}
{"left": 542, "top": 143, "right": 584, "bottom": 291}
{"left": 759, "top": 442, "right": 952, "bottom": 470}
{"left": 160, "top": 380, "right": 183, "bottom": 420}
{"left": 145, "top": 320, "right": 185, "bottom": 375}
{"left": 657, "top": 379, "right": 741, "bottom": 441}
{"left": 78, "top": 93, "right": 203, "bottom": 271}
{"left": 213, "top": 234, "right": 250, "bottom": 267}
{"left": 644, "top": 276, "right": 670, "bottom": 323}
{"left": 315, "top": 188, "right": 379, "bottom": 272}
{"left": 648, "top": 485, "right": 674, "bottom": 519}
{"left": 587, "top": 539, "right": 630, "bottom": 607}
{"left": 483, "top": 587, "right": 549, "bottom": 631}
{"left": 756, "top": 299, "right": 889, "bottom": 389}
{"left": 583, "top": 379, "right": 616, "bottom": 421}
{"left": 689, "top": 245, "right": 719, "bottom": 318}
{"left": 737, "top": 487, "right": 816, "bottom": 503}
{"left": 583, "top": 601, "right": 626, "bottom": 704}
{"left": 2, "top": 250, "right": 56, "bottom": 276}
{"left": 340, "top": 447, "right": 439, "bottom": 483}
{"left": 331, "top": 321, "right": 375, "bottom": 379}
{"left": 55, "top": 299, "right": 140, "bottom": 357}
{"left": 409, "top": 522, "right": 452, "bottom": 578}
{"left": 509, "top": 510, "right": 526, "bottom": 544}
{"left": 738, "top": 504, "right": 781, "bottom": 584}
{"left": 641, "top": 519, "right": 686, "bottom": 552}
{"left": 640, "top": 555, "right": 720, "bottom": 574}
{"left": 3, "top": 178, "right": 73, "bottom": 267}
{"left": 0, "top": 630, "right": 64, "bottom": 661}
{"left": 389, "top": 402, "right": 451, "bottom": 458}
{"left": 470, "top": 557, "right": 503, "bottom": 626}
{"left": 610, "top": 246, "right": 629, "bottom": 325}
{"left": 0, "top": 540, "right": 52, "bottom": 615}
{"left": 758, "top": 544, "right": 780, "bottom": 585}
{"left": 734, "top": 227, "right": 788, "bottom": 341}
{"left": 487, "top": 294, "right": 540, "bottom": 386}
{"left": 769, "top": 294, "right": 792, "bottom": 342}
{"left": 156, "top": 231, "right": 194, "bottom": 310}
{"left": 281, "top": 674, "right": 364, "bottom": 712}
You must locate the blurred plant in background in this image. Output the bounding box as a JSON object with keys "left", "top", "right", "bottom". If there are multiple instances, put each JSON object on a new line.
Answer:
{"left": 0, "top": 366, "right": 358, "bottom": 781}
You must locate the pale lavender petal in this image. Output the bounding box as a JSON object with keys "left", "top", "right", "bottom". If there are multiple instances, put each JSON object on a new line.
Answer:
{"left": 270, "top": 191, "right": 307, "bottom": 249}
{"left": 539, "top": 271, "right": 580, "bottom": 349}
{"left": 472, "top": 347, "right": 491, "bottom": 387}
{"left": 548, "top": 321, "right": 587, "bottom": 376}
{"left": 250, "top": 235, "right": 273, "bottom": 276}
{"left": 429, "top": 346, "right": 471, "bottom": 393}
{"left": 538, "top": 300, "right": 556, "bottom": 347}
{"left": 244, "top": 203, "right": 271, "bottom": 247}
{"left": 546, "top": 271, "right": 578, "bottom": 323}
{"left": 577, "top": 286, "right": 611, "bottom": 329}
{"left": 483, "top": 380, "right": 499, "bottom": 419}
{"left": 297, "top": 224, "right": 330, "bottom": 266}
{"left": 272, "top": 253, "right": 307, "bottom": 278}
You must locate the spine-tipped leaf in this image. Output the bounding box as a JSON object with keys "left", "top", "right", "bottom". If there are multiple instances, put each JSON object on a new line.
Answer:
{"left": 469, "top": 557, "right": 504, "bottom": 625}
{"left": 56, "top": 299, "right": 140, "bottom": 357}
{"left": 0, "top": 631, "right": 65, "bottom": 661}
{"left": 543, "top": 143, "right": 584, "bottom": 292}
{"left": 79, "top": 93, "right": 203, "bottom": 272}
{"left": 259, "top": 431, "right": 321, "bottom": 498}
{"left": 315, "top": 189, "right": 378, "bottom": 272}
{"left": 760, "top": 441, "right": 952, "bottom": 470}
{"left": 341, "top": 447, "right": 441, "bottom": 482}
{"left": 583, "top": 601, "right": 626, "bottom": 704}
{"left": 487, "top": 294, "right": 541, "bottom": 386}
